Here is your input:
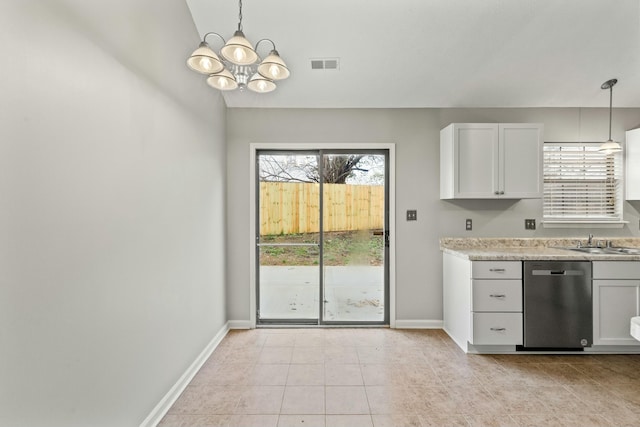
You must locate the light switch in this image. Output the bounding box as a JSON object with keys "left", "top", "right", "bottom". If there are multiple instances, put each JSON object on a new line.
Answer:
{"left": 406, "top": 210, "right": 417, "bottom": 221}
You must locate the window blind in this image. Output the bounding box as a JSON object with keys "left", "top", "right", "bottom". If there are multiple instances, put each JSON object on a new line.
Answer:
{"left": 543, "top": 143, "right": 622, "bottom": 221}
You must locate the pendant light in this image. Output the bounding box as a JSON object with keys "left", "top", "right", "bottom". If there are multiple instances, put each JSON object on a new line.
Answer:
{"left": 599, "top": 78, "right": 622, "bottom": 154}
{"left": 186, "top": 0, "right": 290, "bottom": 93}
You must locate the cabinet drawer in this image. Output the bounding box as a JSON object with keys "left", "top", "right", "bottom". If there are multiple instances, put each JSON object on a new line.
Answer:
{"left": 471, "top": 313, "right": 523, "bottom": 345}
{"left": 472, "top": 261, "right": 522, "bottom": 279}
{"left": 472, "top": 280, "right": 522, "bottom": 312}
{"left": 593, "top": 261, "right": 640, "bottom": 279}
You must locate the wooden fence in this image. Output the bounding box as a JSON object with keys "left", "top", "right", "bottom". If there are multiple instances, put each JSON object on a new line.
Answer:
{"left": 259, "top": 182, "right": 384, "bottom": 235}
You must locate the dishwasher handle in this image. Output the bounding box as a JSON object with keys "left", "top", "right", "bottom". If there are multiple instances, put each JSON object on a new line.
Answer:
{"left": 531, "top": 269, "right": 585, "bottom": 276}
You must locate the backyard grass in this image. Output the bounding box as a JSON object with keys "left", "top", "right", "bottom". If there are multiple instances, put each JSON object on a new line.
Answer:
{"left": 260, "top": 230, "right": 384, "bottom": 266}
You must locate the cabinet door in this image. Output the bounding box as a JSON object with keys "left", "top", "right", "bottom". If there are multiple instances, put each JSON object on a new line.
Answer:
{"left": 499, "top": 124, "right": 543, "bottom": 198}
{"left": 593, "top": 280, "right": 640, "bottom": 346}
{"left": 454, "top": 124, "right": 499, "bottom": 198}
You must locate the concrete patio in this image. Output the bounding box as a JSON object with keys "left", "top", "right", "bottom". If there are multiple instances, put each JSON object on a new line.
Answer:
{"left": 259, "top": 266, "right": 384, "bottom": 322}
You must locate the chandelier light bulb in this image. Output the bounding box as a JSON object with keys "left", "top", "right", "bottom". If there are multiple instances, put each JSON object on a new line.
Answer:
{"left": 206, "top": 69, "right": 238, "bottom": 91}
{"left": 247, "top": 73, "right": 276, "bottom": 93}
{"left": 269, "top": 65, "right": 280, "bottom": 78}
{"left": 221, "top": 30, "right": 258, "bottom": 65}
{"left": 257, "top": 50, "right": 290, "bottom": 81}
{"left": 187, "top": 42, "right": 224, "bottom": 75}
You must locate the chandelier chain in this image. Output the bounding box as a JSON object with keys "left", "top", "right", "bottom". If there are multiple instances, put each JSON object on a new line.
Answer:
{"left": 238, "top": 0, "right": 243, "bottom": 31}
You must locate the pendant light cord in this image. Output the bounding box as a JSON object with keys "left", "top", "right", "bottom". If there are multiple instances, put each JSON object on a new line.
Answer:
{"left": 608, "top": 85, "right": 613, "bottom": 141}
{"left": 238, "top": 0, "right": 243, "bottom": 31}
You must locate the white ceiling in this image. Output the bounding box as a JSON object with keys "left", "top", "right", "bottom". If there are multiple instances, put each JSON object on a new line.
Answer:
{"left": 186, "top": 0, "right": 640, "bottom": 109}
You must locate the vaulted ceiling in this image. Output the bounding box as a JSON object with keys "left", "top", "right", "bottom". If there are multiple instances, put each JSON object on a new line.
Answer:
{"left": 186, "top": 0, "right": 640, "bottom": 108}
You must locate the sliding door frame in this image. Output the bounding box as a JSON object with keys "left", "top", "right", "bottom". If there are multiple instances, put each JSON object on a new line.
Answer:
{"left": 249, "top": 143, "right": 396, "bottom": 328}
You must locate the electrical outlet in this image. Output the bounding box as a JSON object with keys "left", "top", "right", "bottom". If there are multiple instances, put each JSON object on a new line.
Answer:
{"left": 465, "top": 219, "right": 472, "bottom": 231}
{"left": 406, "top": 210, "right": 417, "bottom": 221}
{"left": 525, "top": 219, "right": 536, "bottom": 230}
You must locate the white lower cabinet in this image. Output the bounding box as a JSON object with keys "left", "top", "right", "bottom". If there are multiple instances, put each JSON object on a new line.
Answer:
{"left": 443, "top": 254, "right": 523, "bottom": 351}
{"left": 593, "top": 261, "right": 640, "bottom": 347}
{"left": 472, "top": 313, "right": 523, "bottom": 345}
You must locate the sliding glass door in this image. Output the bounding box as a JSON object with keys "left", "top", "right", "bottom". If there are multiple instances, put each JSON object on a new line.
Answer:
{"left": 256, "top": 150, "right": 388, "bottom": 325}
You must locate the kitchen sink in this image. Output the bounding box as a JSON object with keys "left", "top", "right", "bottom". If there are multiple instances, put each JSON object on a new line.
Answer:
{"left": 559, "top": 246, "right": 640, "bottom": 255}
{"left": 603, "top": 247, "right": 640, "bottom": 255}
{"left": 564, "top": 247, "right": 611, "bottom": 254}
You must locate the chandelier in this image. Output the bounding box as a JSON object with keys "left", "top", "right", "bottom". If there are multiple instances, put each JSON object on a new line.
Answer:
{"left": 599, "top": 78, "right": 622, "bottom": 153}
{"left": 186, "top": 0, "right": 290, "bottom": 93}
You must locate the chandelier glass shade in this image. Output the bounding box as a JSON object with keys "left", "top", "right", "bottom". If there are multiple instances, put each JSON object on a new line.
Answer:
{"left": 599, "top": 78, "right": 622, "bottom": 154}
{"left": 187, "top": 0, "right": 290, "bottom": 93}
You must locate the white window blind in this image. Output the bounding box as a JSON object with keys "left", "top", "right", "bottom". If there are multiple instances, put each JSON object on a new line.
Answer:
{"left": 543, "top": 143, "right": 622, "bottom": 222}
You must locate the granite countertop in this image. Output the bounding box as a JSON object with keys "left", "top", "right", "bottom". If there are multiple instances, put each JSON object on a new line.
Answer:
{"left": 440, "top": 237, "right": 640, "bottom": 261}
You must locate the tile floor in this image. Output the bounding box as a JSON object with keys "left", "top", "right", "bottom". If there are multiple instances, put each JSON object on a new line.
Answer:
{"left": 159, "top": 328, "right": 640, "bottom": 427}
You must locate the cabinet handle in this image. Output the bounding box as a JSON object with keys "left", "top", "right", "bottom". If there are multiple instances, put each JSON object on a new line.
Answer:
{"left": 490, "top": 327, "right": 506, "bottom": 332}
{"left": 489, "top": 294, "right": 506, "bottom": 299}
{"left": 500, "top": 191, "right": 505, "bottom": 195}
{"left": 489, "top": 268, "right": 506, "bottom": 272}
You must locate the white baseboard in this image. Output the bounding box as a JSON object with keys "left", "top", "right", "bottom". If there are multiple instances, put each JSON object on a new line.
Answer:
{"left": 228, "top": 320, "right": 253, "bottom": 329}
{"left": 139, "top": 322, "right": 231, "bottom": 427}
{"left": 394, "top": 320, "right": 444, "bottom": 329}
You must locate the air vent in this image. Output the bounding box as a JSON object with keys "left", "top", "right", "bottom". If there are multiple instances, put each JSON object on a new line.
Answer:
{"left": 310, "top": 58, "right": 340, "bottom": 70}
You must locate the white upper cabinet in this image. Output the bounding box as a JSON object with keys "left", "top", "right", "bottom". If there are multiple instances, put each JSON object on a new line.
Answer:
{"left": 440, "top": 123, "right": 543, "bottom": 199}
{"left": 626, "top": 128, "right": 640, "bottom": 200}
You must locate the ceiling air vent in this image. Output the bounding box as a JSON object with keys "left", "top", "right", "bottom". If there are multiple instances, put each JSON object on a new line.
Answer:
{"left": 310, "top": 58, "right": 340, "bottom": 70}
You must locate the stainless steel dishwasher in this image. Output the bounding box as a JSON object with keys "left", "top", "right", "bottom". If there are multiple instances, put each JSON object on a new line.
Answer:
{"left": 522, "top": 261, "right": 592, "bottom": 349}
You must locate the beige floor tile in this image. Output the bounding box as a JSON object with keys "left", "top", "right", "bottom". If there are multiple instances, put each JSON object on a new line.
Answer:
{"left": 235, "top": 386, "right": 284, "bottom": 414}
{"left": 281, "top": 386, "right": 325, "bottom": 415}
{"left": 190, "top": 363, "right": 253, "bottom": 386}
{"left": 326, "top": 386, "right": 370, "bottom": 414}
{"left": 509, "top": 414, "right": 561, "bottom": 427}
{"left": 157, "top": 414, "right": 231, "bottom": 427}
{"left": 295, "top": 333, "right": 326, "bottom": 348}
{"left": 161, "top": 328, "right": 640, "bottom": 427}
{"left": 325, "top": 414, "right": 373, "bottom": 427}
{"left": 371, "top": 414, "right": 422, "bottom": 427}
{"left": 325, "top": 364, "right": 363, "bottom": 385}
{"left": 277, "top": 414, "right": 326, "bottom": 427}
{"left": 601, "top": 411, "right": 640, "bottom": 427}
{"left": 535, "top": 363, "right": 598, "bottom": 386}
{"left": 264, "top": 334, "right": 297, "bottom": 347}
{"left": 227, "top": 414, "right": 279, "bottom": 427}
{"left": 464, "top": 414, "right": 517, "bottom": 427}
{"left": 248, "top": 364, "right": 289, "bottom": 386}
{"left": 420, "top": 413, "right": 469, "bottom": 427}
{"left": 553, "top": 414, "right": 612, "bottom": 427}
{"left": 287, "top": 364, "right": 325, "bottom": 385}
{"left": 259, "top": 347, "right": 293, "bottom": 364}
{"left": 292, "top": 347, "right": 325, "bottom": 364}
{"left": 566, "top": 384, "right": 637, "bottom": 415}
{"left": 168, "top": 385, "right": 242, "bottom": 415}
{"left": 324, "top": 346, "right": 359, "bottom": 364}
{"left": 360, "top": 364, "right": 392, "bottom": 386}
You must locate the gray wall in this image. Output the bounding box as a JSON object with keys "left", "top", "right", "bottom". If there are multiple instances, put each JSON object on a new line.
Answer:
{"left": 0, "top": 1, "right": 227, "bottom": 426}
{"left": 226, "top": 108, "right": 640, "bottom": 323}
